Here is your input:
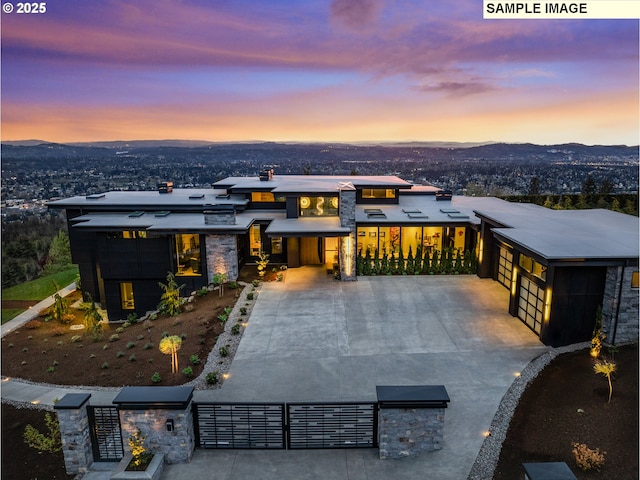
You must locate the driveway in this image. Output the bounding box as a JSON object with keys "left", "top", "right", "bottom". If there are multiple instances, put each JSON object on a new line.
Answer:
{"left": 182, "top": 266, "right": 547, "bottom": 480}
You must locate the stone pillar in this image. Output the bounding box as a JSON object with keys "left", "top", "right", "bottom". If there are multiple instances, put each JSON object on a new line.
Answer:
{"left": 113, "top": 386, "right": 195, "bottom": 464}
{"left": 205, "top": 234, "right": 239, "bottom": 283}
{"left": 339, "top": 184, "right": 357, "bottom": 281}
{"left": 376, "top": 385, "right": 450, "bottom": 459}
{"left": 602, "top": 265, "right": 639, "bottom": 344}
{"left": 54, "top": 393, "right": 93, "bottom": 475}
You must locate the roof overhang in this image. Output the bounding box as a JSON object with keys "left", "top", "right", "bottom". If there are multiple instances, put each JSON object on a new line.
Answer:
{"left": 265, "top": 217, "right": 351, "bottom": 237}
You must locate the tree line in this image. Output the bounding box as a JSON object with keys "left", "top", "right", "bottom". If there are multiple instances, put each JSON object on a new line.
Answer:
{"left": 1, "top": 213, "right": 72, "bottom": 289}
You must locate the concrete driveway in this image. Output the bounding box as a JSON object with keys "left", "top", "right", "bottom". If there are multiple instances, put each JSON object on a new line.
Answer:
{"left": 176, "top": 266, "right": 547, "bottom": 480}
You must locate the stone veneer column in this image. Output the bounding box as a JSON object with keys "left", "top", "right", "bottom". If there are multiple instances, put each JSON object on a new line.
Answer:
{"left": 205, "top": 234, "right": 239, "bottom": 283}
{"left": 54, "top": 393, "right": 93, "bottom": 475}
{"left": 376, "top": 385, "right": 450, "bottom": 459}
{"left": 339, "top": 184, "right": 357, "bottom": 281}
{"left": 602, "top": 265, "right": 639, "bottom": 344}
{"left": 113, "top": 386, "right": 195, "bottom": 464}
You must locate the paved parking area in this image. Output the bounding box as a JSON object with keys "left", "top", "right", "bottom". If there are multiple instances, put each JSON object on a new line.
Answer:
{"left": 176, "top": 267, "right": 547, "bottom": 480}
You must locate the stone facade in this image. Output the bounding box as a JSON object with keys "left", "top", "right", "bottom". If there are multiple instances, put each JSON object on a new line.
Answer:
{"left": 118, "top": 405, "right": 195, "bottom": 464}
{"left": 55, "top": 394, "right": 94, "bottom": 475}
{"left": 378, "top": 407, "right": 446, "bottom": 459}
{"left": 339, "top": 186, "right": 357, "bottom": 281}
{"left": 205, "top": 234, "right": 239, "bottom": 283}
{"left": 602, "top": 265, "right": 639, "bottom": 344}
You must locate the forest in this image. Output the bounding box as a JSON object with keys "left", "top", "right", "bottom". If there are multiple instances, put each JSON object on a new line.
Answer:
{"left": 1, "top": 212, "right": 71, "bottom": 288}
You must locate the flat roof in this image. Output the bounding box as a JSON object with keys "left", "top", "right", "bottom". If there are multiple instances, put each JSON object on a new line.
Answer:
{"left": 71, "top": 211, "right": 286, "bottom": 233}
{"left": 265, "top": 217, "right": 351, "bottom": 237}
{"left": 48, "top": 189, "right": 248, "bottom": 210}
{"left": 489, "top": 208, "right": 639, "bottom": 260}
{"left": 213, "top": 175, "right": 412, "bottom": 194}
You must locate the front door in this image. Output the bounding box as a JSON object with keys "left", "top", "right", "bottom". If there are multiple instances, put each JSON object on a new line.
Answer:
{"left": 300, "top": 237, "right": 322, "bottom": 265}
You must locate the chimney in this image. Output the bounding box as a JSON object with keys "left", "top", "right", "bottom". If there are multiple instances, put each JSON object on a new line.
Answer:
{"left": 204, "top": 204, "right": 236, "bottom": 225}
{"left": 435, "top": 190, "right": 453, "bottom": 201}
{"left": 157, "top": 182, "right": 173, "bottom": 193}
{"left": 259, "top": 167, "right": 274, "bottom": 181}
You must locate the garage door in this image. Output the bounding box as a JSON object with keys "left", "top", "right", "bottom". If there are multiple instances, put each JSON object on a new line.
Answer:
{"left": 517, "top": 276, "right": 544, "bottom": 334}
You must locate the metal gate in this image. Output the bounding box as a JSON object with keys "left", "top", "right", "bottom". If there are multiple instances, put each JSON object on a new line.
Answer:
{"left": 193, "top": 403, "right": 286, "bottom": 449}
{"left": 193, "top": 402, "right": 377, "bottom": 450}
{"left": 287, "top": 403, "right": 377, "bottom": 449}
{"left": 87, "top": 406, "right": 124, "bottom": 461}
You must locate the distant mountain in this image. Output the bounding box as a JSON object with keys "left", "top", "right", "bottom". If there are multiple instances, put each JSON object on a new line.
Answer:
{"left": 1, "top": 139, "right": 51, "bottom": 146}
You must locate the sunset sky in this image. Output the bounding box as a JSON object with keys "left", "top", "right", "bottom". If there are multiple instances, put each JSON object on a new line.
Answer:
{"left": 1, "top": 0, "right": 638, "bottom": 145}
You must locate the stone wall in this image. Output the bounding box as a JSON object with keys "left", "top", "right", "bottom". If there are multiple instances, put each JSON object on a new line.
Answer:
{"left": 378, "top": 407, "right": 446, "bottom": 459}
{"left": 602, "top": 265, "right": 639, "bottom": 344}
{"left": 339, "top": 186, "right": 357, "bottom": 281}
{"left": 205, "top": 234, "right": 239, "bottom": 283}
{"left": 54, "top": 394, "right": 93, "bottom": 475}
{"left": 118, "top": 405, "right": 195, "bottom": 464}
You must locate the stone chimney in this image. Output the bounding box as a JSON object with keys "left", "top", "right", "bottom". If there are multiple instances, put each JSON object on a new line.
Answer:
{"left": 204, "top": 204, "right": 236, "bottom": 225}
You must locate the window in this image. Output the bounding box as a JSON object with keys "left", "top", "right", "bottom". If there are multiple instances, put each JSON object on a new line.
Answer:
{"left": 251, "top": 192, "right": 285, "bottom": 202}
{"left": 519, "top": 254, "right": 547, "bottom": 281}
{"left": 632, "top": 271, "right": 639, "bottom": 289}
{"left": 107, "top": 231, "right": 147, "bottom": 239}
{"left": 299, "top": 196, "right": 338, "bottom": 217}
{"left": 175, "top": 234, "right": 201, "bottom": 276}
{"left": 250, "top": 224, "right": 262, "bottom": 256}
{"left": 120, "top": 283, "right": 135, "bottom": 310}
{"left": 362, "top": 189, "right": 396, "bottom": 199}
{"left": 271, "top": 236, "right": 283, "bottom": 254}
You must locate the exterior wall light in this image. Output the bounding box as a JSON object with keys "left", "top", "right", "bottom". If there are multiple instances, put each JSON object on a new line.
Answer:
{"left": 166, "top": 418, "right": 174, "bottom": 432}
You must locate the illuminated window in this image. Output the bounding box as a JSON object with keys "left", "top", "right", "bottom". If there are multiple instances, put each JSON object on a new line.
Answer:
{"left": 519, "top": 254, "right": 547, "bottom": 281}
{"left": 109, "top": 231, "right": 146, "bottom": 239}
{"left": 632, "top": 271, "right": 639, "bottom": 289}
{"left": 120, "top": 282, "right": 135, "bottom": 310}
{"left": 299, "top": 196, "right": 338, "bottom": 217}
{"left": 175, "top": 234, "right": 201, "bottom": 276}
{"left": 252, "top": 192, "right": 274, "bottom": 202}
{"left": 250, "top": 225, "right": 262, "bottom": 256}
{"left": 362, "top": 189, "right": 396, "bottom": 199}
{"left": 271, "top": 236, "right": 283, "bottom": 254}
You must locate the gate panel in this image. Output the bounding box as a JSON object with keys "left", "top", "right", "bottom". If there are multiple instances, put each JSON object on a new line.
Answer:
{"left": 87, "top": 406, "right": 124, "bottom": 461}
{"left": 287, "top": 403, "right": 377, "bottom": 449}
{"left": 194, "top": 403, "right": 285, "bottom": 449}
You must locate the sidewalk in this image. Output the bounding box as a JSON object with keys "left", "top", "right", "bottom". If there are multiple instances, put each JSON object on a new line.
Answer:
{"left": 1, "top": 282, "right": 78, "bottom": 337}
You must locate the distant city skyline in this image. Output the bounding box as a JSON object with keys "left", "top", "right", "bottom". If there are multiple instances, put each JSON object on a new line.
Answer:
{"left": 1, "top": 0, "right": 638, "bottom": 145}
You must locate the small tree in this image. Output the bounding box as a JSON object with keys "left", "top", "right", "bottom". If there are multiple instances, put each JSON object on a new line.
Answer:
{"left": 212, "top": 272, "right": 227, "bottom": 297}
{"left": 157, "top": 272, "right": 184, "bottom": 316}
{"left": 51, "top": 281, "right": 69, "bottom": 322}
{"left": 83, "top": 293, "right": 103, "bottom": 341}
{"left": 593, "top": 359, "right": 616, "bottom": 403}
{"left": 24, "top": 413, "right": 62, "bottom": 453}
{"left": 128, "top": 429, "right": 152, "bottom": 469}
{"left": 256, "top": 250, "right": 270, "bottom": 277}
{"left": 159, "top": 335, "right": 183, "bottom": 374}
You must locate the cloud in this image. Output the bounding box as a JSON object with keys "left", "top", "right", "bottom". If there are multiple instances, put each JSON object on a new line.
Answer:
{"left": 330, "top": 0, "right": 383, "bottom": 31}
{"left": 416, "top": 80, "right": 496, "bottom": 97}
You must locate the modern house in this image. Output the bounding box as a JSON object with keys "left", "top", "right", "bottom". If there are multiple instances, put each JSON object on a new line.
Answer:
{"left": 48, "top": 170, "right": 639, "bottom": 347}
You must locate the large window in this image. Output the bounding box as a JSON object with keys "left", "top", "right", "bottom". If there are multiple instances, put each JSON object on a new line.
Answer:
{"left": 120, "top": 282, "right": 135, "bottom": 310}
{"left": 251, "top": 192, "right": 286, "bottom": 202}
{"left": 356, "top": 226, "right": 464, "bottom": 257}
{"left": 497, "top": 246, "right": 513, "bottom": 289}
{"left": 519, "top": 254, "right": 547, "bottom": 281}
{"left": 250, "top": 224, "right": 262, "bottom": 256}
{"left": 362, "top": 189, "right": 396, "bottom": 199}
{"left": 299, "top": 196, "right": 339, "bottom": 217}
{"left": 175, "top": 234, "right": 201, "bottom": 276}
{"left": 271, "top": 236, "right": 283, "bottom": 254}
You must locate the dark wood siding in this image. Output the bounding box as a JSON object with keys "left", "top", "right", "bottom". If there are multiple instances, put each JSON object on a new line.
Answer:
{"left": 542, "top": 266, "right": 606, "bottom": 347}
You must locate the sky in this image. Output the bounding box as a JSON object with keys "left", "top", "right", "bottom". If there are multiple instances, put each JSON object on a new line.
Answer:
{"left": 1, "top": 0, "right": 638, "bottom": 145}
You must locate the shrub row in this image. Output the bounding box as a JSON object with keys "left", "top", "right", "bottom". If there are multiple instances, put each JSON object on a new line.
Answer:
{"left": 356, "top": 246, "right": 478, "bottom": 276}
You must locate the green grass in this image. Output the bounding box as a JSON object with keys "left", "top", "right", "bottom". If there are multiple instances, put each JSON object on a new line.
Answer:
{"left": 1, "top": 309, "right": 25, "bottom": 324}
{"left": 2, "top": 267, "right": 78, "bottom": 301}
{"left": 1, "top": 267, "right": 79, "bottom": 324}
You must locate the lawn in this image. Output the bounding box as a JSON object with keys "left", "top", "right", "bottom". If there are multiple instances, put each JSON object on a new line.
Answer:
{"left": 1, "top": 267, "right": 78, "bottom": 324}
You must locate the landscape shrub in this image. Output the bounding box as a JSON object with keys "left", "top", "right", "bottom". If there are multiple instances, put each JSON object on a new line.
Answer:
{"left": 23, "top": 413, "right": 62, "bottom": 453}
{"left": 231, "top": 323, "right": 241, "bottom": 335}
{"left": 109, "top": 334, "right": 120, "bottom": 342}
{"left": 190, "top": 354, "right": 201, "bottom": 365}
{"left": 572, "top": 442, "right": 606, "bottom": 471}
{"left": 151, "top": 372, "right": 161, "bottom": 383}
{"left": 205, "top": 371, "right": 219, "bottom": 385}
{"left": 182, "top": 366, "right": 193, "bottom": 377}
{"left": 25, "top": 320, "right": 42, "bottom": 329}
{"left": 219, "top": 345, "right": 229, "bottom": 357}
